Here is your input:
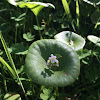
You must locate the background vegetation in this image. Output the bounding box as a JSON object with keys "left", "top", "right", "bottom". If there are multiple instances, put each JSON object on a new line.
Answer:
{"left": 0, "top": 0, "right": 100, "bottom": 100}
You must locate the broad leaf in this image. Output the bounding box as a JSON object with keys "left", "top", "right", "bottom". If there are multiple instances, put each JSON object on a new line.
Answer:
{"left": 83, "top": 0, "right": 100, "bottom": 5}
{"left": 25, "top": 39, "right": 80, "bottom": 87}
{"left": 4, "top": 93, "right": 21, "bottom": 100}
{"left": 34, "top": 25, "right": 44, "bottom": 31}
{"left": 50, "top": 96, "right": 55, "bottom": 100}
{"left": 54, "top": 31, "right": 85, "bottom": 51}
{"left": 8, "top": 0, "right": 18, "bottom": 6}
{"left": 23, "top": 32, "right": 35, "bottom": 41}
{"left": 40, "top": 87, "right": 53, "bottom": 100}
{"left": 78, "top": 50, "right": 91, "bottom": 59}
{"left": 19, "top": 2, "right": 55, "bottom": 16}
{"left": 40, "top": 93, "right": 49, "bottom": 100}
{"left": 7, "top": 0, "right": 22, "bottom": 6}
{"left": 8, "top": 1, "right": 55, "bottom": 16}
{"left": 10, "top": 42, "right": 29, "bottom": 55}
{"left": 11, "top": 13, "right": 26, "bottom": 22}
{"left": 87, "top": 35, "right": 100, "bottom": 47}
{"left": 43, "top": 87, "right": 53, "bottom": 95}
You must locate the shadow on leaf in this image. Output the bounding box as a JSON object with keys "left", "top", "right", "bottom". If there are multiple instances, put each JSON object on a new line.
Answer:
{"left": 41, "top": 68, "right": 54, "bottom": 78}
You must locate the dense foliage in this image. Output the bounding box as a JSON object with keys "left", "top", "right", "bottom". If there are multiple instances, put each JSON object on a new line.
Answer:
{"left": 0, "top": 0, "right": 100, "bottom": 100}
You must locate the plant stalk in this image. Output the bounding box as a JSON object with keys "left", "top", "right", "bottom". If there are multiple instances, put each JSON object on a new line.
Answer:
{"left": 76, "top": 0, "right": 80, "bottom": 30}
{"left": 1, "top": 65, "right": 7, "bottom": 93}
{"left": 36, "top": 16, "right": 43, "bottom": 39}
{"left": 15, "top": 23, "right": 17, "bottom": 43}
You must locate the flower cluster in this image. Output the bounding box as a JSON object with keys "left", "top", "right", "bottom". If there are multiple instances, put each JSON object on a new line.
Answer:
{"left": 47, "top": 54, "right": 59, "bottom": 68}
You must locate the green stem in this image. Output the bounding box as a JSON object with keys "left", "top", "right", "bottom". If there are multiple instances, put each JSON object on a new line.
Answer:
{"left": 1, "top": 66, "right": 7, "bottom": 93}
{"left": 15, "top": 23, "right": 17, "bottom": 43}
{"left": 95, "top": 55, "right": 100, "bottom": 63}
{"left": 94, "top": 8, "right": 99, "bottom": 29}
{"left": 0, "top": 32, "right": 28, "bottom": 100}
{"left": 91, "top": 45, "right": 96, "bottom": 62}
{"left": 81, "top": 48, "right": 83, "bottom": 56}
{"left": 23, "top": 8, "right": 28, "bottom": 33}
{"left": 76, "top": 0, "right": 80, "bottom": 30}
{"left": 35, "top": 85, "right": 45, "bottom": 100}
{"left": 35, "top": 16, "right": 43, "bottom": 39}
{"left": 94, "top": 22, "right": 98, "bottom": 29}
{"left": 98, "top": 89, "right": 100, "bottom": 100}
{"left": 4, "top": 78, "right": 7, "bottom": 93}
{"left": 54, "top": 87, "right": 59, "bottom": 97}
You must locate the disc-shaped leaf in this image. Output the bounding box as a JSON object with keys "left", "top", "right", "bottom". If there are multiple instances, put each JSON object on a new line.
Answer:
{"left": 83, "top": 0, "right": 100, "bottom": 5}
{"left": 19, "top": 2, "right": 55, "bottom": 16}
{"left": 54, "top": 31, "right": 85, "bottom": 51}
{"left": 25, "top": 39, "right": 80, "bottom": 87}
{"left": 87, "top": 35, "right": 100, "bottom": 47}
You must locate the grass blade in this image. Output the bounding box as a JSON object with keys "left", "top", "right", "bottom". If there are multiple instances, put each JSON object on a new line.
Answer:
{"left": 61, "top": 0, "right": 72, "bottom": 20}
{"left": 0, "top": 32, "right": 15, "bottom": 69}
{"left": 0, "top": 56, "right": 16, "bottom": 78}
{"left": 76, "top": 0, "right": 80, "bottom": 29}
{"left": 0, "top": 31, "right": 28, "bottom": 100}
{"left": 61, "top": 0, "right": 76, "bottom": 31}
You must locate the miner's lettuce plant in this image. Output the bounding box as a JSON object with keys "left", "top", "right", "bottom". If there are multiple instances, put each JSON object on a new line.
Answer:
{"left": 25, "top": 39, "right": 80, "bottom": 87}
{"left": 54, "top": 31, "right": 86, "bottom": 51}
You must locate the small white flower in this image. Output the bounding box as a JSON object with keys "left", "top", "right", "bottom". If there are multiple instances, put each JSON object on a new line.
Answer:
{"left": 70, "top": 40, "right": 74, "bottom": 45}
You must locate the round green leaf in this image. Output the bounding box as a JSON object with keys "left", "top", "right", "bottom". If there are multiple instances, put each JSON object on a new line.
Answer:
{"left": 40, "top": 93, "right": 49, "bottom": 100}
{"left": 23, "top": 32, "right": 35, "bottom": 41}
{"left": 87, "top": 35, "right": 100, "bottom": 47}
{"left": 43, "top": 87, "right": 53, "bottom": 95}
{"left": 54, "top": 31, "right": 85, "bottom": 51}
{"left": 25, "top": 39, "right": 80, "bottom": 87}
